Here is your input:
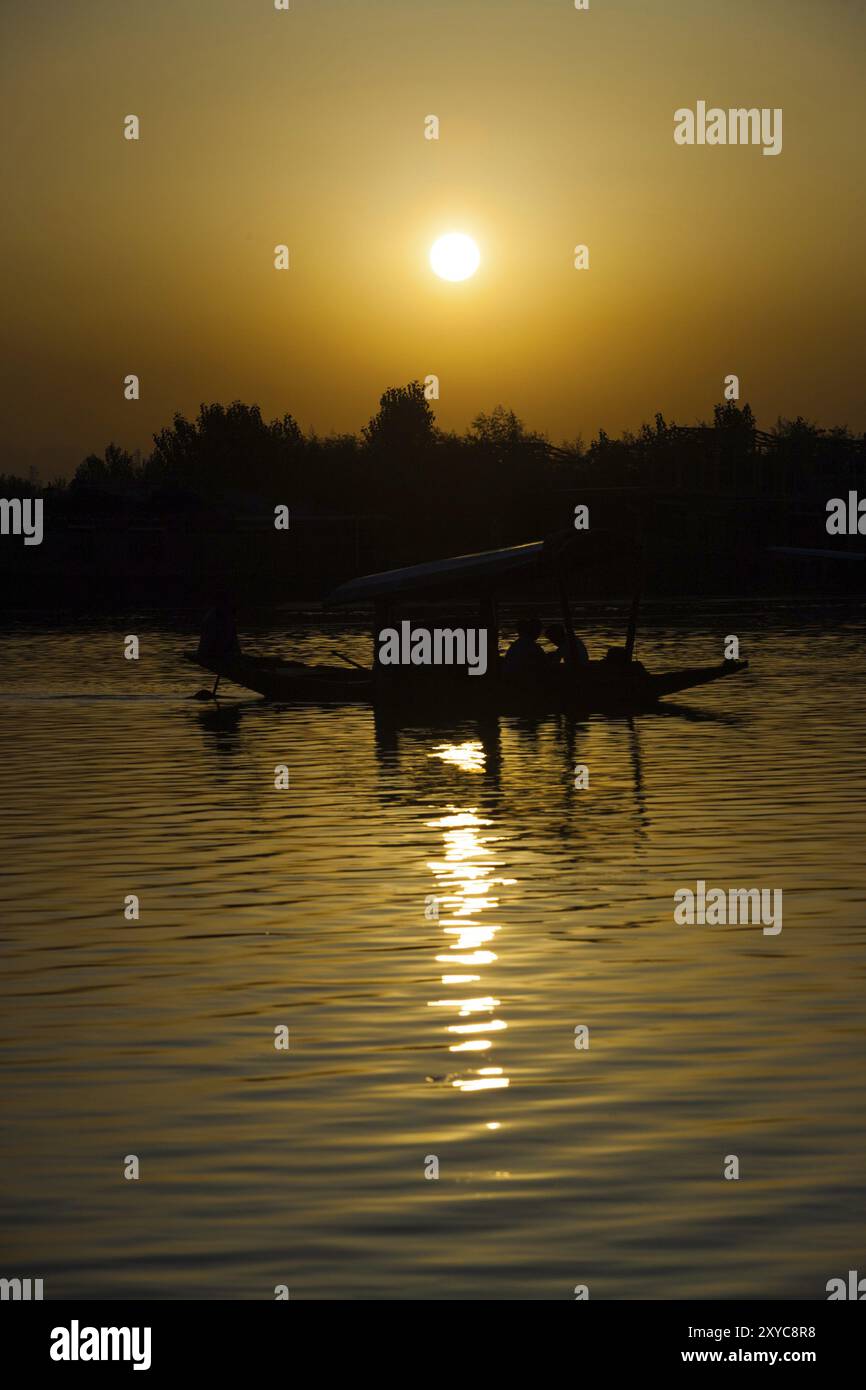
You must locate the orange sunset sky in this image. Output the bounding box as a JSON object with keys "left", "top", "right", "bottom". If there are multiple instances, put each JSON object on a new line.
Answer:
{"left": 1, "top": 0, "right": 864, "bottom": 479}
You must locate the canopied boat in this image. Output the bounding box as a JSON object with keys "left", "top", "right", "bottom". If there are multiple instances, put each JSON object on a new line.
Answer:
{"left": 185, "top": 533, "right": 748, "bottom": 712}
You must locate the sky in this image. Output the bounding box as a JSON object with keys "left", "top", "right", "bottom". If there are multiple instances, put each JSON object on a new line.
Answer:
{"left": 1, "top": 0, "right": 865, "bottom": 478}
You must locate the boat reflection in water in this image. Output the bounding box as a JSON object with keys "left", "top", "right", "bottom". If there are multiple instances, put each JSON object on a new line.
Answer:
{"left": 426, "top": 740, "right": 515, "bottom": 1112}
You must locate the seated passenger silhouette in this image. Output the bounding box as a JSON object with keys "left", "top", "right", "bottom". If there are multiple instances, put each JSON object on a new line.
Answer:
{"left": 502, "top": 617, "right": 548, "bottom": 678}
{"left": 544, "top": 622, "right": 589, "bottom": 667}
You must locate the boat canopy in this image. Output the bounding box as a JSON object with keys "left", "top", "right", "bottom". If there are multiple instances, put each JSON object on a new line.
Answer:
{"left": 325, "top": 540, "right": 549, "bottom": 606}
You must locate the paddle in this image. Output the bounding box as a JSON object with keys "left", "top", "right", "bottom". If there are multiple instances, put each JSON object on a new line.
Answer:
{"left": 331, "top": 649, "right": 367, "bottom": 671}
{"left": 191, "top": 674, "right": 221, "bottom": 701}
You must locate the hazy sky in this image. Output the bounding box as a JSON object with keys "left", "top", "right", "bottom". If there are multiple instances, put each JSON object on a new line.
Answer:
{"left": 2, "top": 0, "right": 864, "bottom": 478}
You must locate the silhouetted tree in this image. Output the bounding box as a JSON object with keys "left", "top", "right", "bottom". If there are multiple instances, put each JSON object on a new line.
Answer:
{"left": 470, "top": 405, "right": 528, "bottom": 448}
{"left": 362, "top": 382, "right": 437, "bottom": 455}
{"left": 713, "top": 400, "right": 756, "bottom": 439}
{"left": 0, "top": 472, "right": 41, "bottom": 497}
{"left": 145, "top": 402, "right": 304, "bottom": 500}
{"left": 72, "top": 443, "right": 139, "bottom": 489}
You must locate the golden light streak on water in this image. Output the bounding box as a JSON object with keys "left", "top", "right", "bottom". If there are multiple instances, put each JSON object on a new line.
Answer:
{"left": 424, "top": 779, "right": 514, "bottom": 1103}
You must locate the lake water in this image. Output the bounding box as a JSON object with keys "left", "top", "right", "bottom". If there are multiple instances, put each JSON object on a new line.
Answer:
{"left": 1, "top": 604, "right": 865, "bottom": 1300}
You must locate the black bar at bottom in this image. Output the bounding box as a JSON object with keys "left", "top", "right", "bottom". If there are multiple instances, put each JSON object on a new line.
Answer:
{"left": 7, "top": 1299, "right": 863, "bottom": 1376}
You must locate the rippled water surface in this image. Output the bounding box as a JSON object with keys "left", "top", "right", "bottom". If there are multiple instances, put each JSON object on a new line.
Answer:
{"left": 2, "top": 607, "right": 865, "bottom": 1299}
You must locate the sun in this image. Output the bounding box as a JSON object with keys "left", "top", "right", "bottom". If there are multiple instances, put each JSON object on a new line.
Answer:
{"left": 430, "top": 232, "right": 480, "bottom": 282}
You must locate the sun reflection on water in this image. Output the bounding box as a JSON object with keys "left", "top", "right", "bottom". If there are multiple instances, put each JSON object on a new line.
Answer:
{"left": 426, "top": 740, "right": 515, "bottom": 1105}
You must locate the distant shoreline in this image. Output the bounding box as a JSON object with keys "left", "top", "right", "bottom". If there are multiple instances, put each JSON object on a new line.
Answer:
{"left": 2, "top": 592, "right": 865, "bottom": 629}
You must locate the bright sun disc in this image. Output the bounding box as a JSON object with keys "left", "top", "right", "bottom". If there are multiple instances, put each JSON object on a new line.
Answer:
{"left": 430, "top": 233, "right": 480, "bottom": 282}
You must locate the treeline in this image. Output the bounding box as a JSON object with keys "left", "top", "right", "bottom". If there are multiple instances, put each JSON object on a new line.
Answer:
{"left": 4, "top": 384, "right": 865, "bottom": 581}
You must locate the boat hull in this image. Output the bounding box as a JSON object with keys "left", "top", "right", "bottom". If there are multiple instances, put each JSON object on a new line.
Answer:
{"left": 185, "top": 652, "right": 373, "bottom": 703}
{"left": 185, "top": 652, "right": 748, "bottom": 713}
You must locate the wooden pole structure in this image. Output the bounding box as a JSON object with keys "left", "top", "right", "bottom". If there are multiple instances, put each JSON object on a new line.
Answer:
{"left": 479, "top": 592, "right": 499, "bottom": 675}
{"left": 372, "top": 599, "right": 390, "bottom": 677}
{"left": 624, "top": 537, "right": 644, "bottom": 663}
{"left": 624, "top": 589, "right": 640, "bottom": 663}
{"left": 556, "top": 570, "right": 581, "bottom": 666}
